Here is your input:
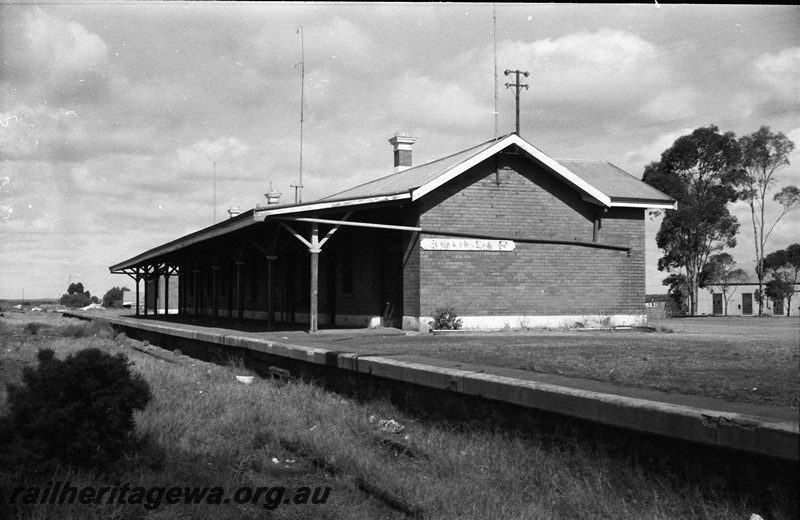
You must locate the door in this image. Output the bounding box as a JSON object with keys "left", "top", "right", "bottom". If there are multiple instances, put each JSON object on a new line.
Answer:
{"left": 712, "top": 293, "right": 723, "bottom": 315}
{"left": 742, "top": 293, "right": 753, "bottom": 315}
{"left": 379, "top": 236, "right": 404, "bottom": 329}
{"left": 774, "top": 298, "right": 784, "bottom": 316}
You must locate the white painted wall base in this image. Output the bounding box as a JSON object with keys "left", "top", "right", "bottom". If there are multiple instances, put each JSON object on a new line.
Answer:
{"left": 183, "top": 309, "right": 646, "bottom": 332}
{"left": 408, "top": 314, "right": 647, "bottom": 332}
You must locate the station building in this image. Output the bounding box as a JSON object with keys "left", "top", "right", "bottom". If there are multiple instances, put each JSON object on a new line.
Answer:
{"left": 109, "top": 133, "right": 675, "bottom": 331}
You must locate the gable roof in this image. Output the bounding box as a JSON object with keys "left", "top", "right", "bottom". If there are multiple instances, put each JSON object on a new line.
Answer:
{"left": 255, "top": 133, "right": 675, "bottom": 218}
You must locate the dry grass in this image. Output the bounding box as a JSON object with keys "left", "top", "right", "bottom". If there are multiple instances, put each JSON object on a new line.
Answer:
{"left": 1, "top": 312, "right": 795, "bottom": 519}
{"left": 275, "top": 316, "right": 800, "bottom": 408}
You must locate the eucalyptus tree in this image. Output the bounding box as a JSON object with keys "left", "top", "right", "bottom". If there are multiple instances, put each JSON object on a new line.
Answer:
{"left": 738, "top": 126, "right": 798, "bottom": 315}
{"left": 643, "top": 125, "right": 745, "bottom": 315}
{"left": 763, "top": 243, "right": 800, "bottom": 316}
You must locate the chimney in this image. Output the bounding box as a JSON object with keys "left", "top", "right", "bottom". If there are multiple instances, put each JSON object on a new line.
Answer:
{"left": 388, "top": 132, "right": 418, "bottom": 173}
{"left": 264, "top": 188, "right": 282, "bottom": 205}
{"left": 227, "top": 206, "right": 242, "bottom": 219}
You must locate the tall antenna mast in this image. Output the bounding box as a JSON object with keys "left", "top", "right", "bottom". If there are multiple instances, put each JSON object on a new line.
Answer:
{"left": 504, "top": 69, "right": 529, "bottom": 136}
{"left": 213, "top": 161, "right": 217, "bottom": 223}
{"left": 493, "top": 4, "right": 498, "bottom": 139}
{"left": 292, "top": 26, "right": 305, "bottom": 204}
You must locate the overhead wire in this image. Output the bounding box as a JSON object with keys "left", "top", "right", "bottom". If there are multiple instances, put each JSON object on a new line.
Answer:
{"left": 539, "top": 98, "right": 800, "bottom": 148}
{"left": 542, "top": 106, "right": 800, "bottom": 153}
{"left": 517, "top": 8, "right": 799, "bottom": 152}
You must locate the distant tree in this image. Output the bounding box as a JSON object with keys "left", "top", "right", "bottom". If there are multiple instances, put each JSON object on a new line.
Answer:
{"left": 643, "top": 125, "right": 745, "bottom": 315}
{"left": 739, "top": 126, "right": 799, "bottom": 315}
{"left": 102, "top": 287, "right": 130, "bottom": 308}
{"left": 763, "top": 243, "right": 800, "bottom": 316}
{"left": 60, "top": 282, "right": 92, "bottom": 308}
{"left": 67, "top": 282, "right": 85, "bottom": 295}
{"left": 663, "top": 273, "right": 691, "bottom": 315}
{"left": 700, "top": 253, "right": 748, "bottom": 315}
{"left": 60, "top": 293, "right": 89, "bottom": 308}
{"left": 765, "top": 279, "right": 793, "bottom": 315}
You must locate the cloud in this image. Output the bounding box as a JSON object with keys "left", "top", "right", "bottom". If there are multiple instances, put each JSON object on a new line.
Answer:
{"left": 754, "top": 47, "right": 800, "bottom": 98}
{"left": 638, "top": 88, "right": 700, "bottom": 121}
{"left": 498, "top": 30, "right": 667, "bottom": 109}
{"left": 619, "top": 127, "right": 696, "bottom": 174}
{"left": 386, "top": 74, "right": 490, "bottom": 130}
{"left": 1, "top": 104, "right": 159, "bottom": 162}
{"left": 4, "top": 10, "right": 111, "bottom": 104}
{"left": 309, "top": 17, "right": 375, "bottom": 69}
{"left": 174, "top": 136, "right": 251, "bottom": 178}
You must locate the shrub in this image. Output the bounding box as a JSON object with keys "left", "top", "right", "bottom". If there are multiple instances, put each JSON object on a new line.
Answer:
{"left": 429, "top": 307, "right": 463, "bottom": 331}
{"left": 2, "top": 348, "right": 151, "bottom": 471}
{"left": 23, "top": 322, "right": 43, "bottom": 335}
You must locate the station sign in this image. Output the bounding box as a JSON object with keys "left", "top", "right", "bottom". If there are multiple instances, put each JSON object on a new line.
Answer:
{"left": 420, "top": 238, "right": 515, "bottom": 251}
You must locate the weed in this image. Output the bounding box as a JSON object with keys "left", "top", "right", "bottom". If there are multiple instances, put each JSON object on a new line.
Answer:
{"left": 516, "top": 317, "right": 534, "bottom": 331}
{"left": 599, "top": 311, "right": 614, "bottom": 328}
{"left": 428, "top": 306, "right": 463, "bottom": 331}
{"left": 56, "top": 319, "right": 115, "bottom": 339}
{"left": 23, "top": 322, "right": 43, "bottom": 335}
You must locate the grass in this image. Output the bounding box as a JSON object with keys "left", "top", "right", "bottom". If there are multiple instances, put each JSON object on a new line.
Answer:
{"left": 255, "top": 316, "right": 800, "bottom": 408}
{"left": 1, "top": 312, "right": 797, "bottom": 519}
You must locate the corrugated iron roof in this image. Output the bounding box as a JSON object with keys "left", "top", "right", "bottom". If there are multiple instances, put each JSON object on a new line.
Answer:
{"left": 320, "top": 136, "right": 503, "bottom": 202}
{"left": 554, "top": 159, "right": 671, "bottom": 203}
{"left": 319, "top": 135, "right": 674, "bottom": 207}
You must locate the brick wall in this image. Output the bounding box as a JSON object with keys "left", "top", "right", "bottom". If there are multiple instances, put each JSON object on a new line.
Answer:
{"left": 178, "top": 153, "right": 647, "bottom": 326}
{"left": 402, "top": 215, "right": 421, "bottom": 318}
{"left": 416, "top": 155, "right": 645, "bottom": 317}
{"left": 330, "top": 227, "right": 381, "bottom": 317}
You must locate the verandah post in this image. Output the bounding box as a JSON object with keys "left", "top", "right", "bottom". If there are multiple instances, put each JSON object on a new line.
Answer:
{"left": 309, "top": 222, "right": 319, "bottom": 333}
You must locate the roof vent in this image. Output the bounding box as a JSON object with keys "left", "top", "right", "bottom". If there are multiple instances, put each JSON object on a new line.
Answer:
{"left": 265, "top": 189, "right": 282, "bottom": 205}
{"left": 227, "top": 206, "right": 242, "bottom": 219}
{"left": 388, "top": 132, "right": 418, "bottom": 173}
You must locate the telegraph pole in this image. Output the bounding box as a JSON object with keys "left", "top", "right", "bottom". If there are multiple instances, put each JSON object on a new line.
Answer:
{"left": 493, "top": 4, "right": 498, "bottom": 139}
{"left": 504, "top": 69, "right": 529, "bottom": 136}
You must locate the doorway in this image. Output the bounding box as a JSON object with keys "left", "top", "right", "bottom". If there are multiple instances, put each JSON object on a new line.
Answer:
{"left": 379, "top": 236, "right": 403, "bottom": 329}
{"left": 712, "top": 293, "right": 723, "bottom": 315}
{"left": 742, "top": 293, "right": 753, "bottom": 315}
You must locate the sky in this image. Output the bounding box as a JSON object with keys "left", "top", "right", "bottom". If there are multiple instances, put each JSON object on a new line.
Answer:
{"left": 1, "top": 2, "right": 799, "bottom": 300}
